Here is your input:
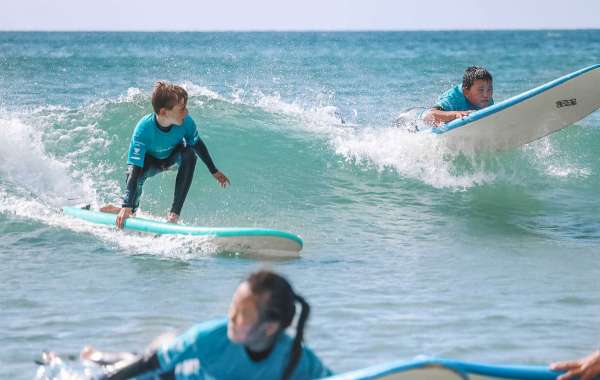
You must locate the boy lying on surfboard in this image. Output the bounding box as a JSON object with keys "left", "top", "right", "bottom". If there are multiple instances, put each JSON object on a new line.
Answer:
{"left": 101, "top": 81, "right": 230, "bottom": 228}
{"left": 422, "top": 66, "right": 494, "bottom": 126}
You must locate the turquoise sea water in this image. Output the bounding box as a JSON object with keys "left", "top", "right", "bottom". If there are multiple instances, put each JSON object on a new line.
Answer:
{"left": 1, "top": 31, "right": 600, "bottom": 379}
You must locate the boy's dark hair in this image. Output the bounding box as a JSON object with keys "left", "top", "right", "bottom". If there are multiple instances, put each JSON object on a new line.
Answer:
{"left": 151, "top": 81, "right": 188, "bottom": 113}
{"left": 462, "top": 66, "right": 493, "bottom": 89}
{"left": 246, "top": 270, "right": 311, "bottom": 380}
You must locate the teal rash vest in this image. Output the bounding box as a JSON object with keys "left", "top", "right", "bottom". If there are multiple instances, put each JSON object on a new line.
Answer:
{"left": 156, "top": 319, "right": 333, "bottom": 380}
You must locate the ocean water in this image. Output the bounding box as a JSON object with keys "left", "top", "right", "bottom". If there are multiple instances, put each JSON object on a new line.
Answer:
{"left": 1, "top": 31, "right": 600, "bottom": 379}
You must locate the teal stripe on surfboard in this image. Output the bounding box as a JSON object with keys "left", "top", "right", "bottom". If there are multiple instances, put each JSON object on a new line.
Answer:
{"left": 62, "top": 206, "right": 304, "bottom": 248}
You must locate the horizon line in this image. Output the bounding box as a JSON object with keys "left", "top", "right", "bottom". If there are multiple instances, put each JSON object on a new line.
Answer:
{"left": 1, "top": 27, "right": 599, "bottom": 33}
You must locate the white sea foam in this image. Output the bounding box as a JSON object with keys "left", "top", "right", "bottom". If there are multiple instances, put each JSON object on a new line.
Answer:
{"left": 253, "top": 90, "right": 346, "bottom": 131}
{"left": 116, "top": 87, "right": 146, "bottom": 103}
{"left": 331, "top": 126, "right": 498, "bottom": 189}
{"left": 181, "top": 82, "right": 224, "bottom": 101}
{"left": 526, "top": 138, "right": 591, "bottom": 179}
{"left": 0, "top": 117, "right": 94, "bottom": 206}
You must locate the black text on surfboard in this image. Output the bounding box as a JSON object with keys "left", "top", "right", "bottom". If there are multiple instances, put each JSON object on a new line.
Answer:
{"left": 556, "top": 98, "right": 577, "bottom": 108}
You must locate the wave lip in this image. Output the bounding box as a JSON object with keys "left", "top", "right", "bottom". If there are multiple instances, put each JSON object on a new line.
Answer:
{"left": 0, "top": 117, "right": 96, "bottom": 207}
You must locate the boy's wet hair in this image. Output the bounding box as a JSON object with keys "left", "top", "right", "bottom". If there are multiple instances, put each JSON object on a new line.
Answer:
{"left": 246, "top": 270, "right": 310, "bottom": 380}
{"left": 462, "top": 66, "right": 493, "bottom": 89}
{"left": 151, "top": 81, "right": 188, "bottom": 113}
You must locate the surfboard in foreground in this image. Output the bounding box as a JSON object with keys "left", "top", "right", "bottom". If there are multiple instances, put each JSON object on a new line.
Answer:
{"left": 322, "top": 356, "right": 595, "bottom": 380}
{"left": 36, "top": 354, "right": 593, "bottom": 380}
{"left": 62, "top": 206, "right": 303, "bottom": 258}
{"left": 423, "top": 64, "right": 600, "bottom": 152}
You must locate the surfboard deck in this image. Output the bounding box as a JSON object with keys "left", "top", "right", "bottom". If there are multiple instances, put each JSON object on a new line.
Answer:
{"left": 421, "top": 64, "right": 600, "bottom": 152}
{"left": 62, "top": 206, "right": 303, "bottom": 257}
{"left": 322, "top": 356, "right": 580, "bottom": 380}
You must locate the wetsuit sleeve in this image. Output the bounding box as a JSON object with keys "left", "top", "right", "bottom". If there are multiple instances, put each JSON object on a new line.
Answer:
{"left": 183, "top": 116, "right": 218, "bottom": 174}
{"left": 184, "top": 116, "right": 201, "bottom": 146}
{"left": 191, "top": 139, "right": 218, "bottom": 174}
{"left": 122, "top": 165, "right": 143, "bottom": 209}
{"left": 104, "top": 352, "right": 161, "bottom": 380}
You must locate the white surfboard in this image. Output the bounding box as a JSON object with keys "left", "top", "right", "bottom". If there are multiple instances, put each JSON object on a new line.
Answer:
{"left": 425, "top": 64, "right": 600, "bottom": 152}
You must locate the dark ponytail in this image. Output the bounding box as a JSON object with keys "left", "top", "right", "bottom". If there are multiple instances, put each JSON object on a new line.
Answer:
{"left": 246, "top": 270, "right": 311, "bottom": 380}
{"left": 281, "top": 294, "right": 310, "bottom": 380}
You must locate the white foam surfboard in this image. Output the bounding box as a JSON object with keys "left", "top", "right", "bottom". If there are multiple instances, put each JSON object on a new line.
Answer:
{"left": 425, "top": 64, "right": 600, "bottom": 152}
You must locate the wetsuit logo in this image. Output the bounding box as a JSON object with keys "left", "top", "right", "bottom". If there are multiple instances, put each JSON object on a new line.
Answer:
{"left": 556, "top": 98, "right": 577, "bottom": 108}
{"left": 129, "top": 141, "right": 146, "bottom": 164}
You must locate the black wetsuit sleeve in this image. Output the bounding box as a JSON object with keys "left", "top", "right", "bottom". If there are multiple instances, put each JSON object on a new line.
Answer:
{"left": 191, "top": 139, "right": 218, "bottom": 174}
{"left": 122, "top": 165, "right": 143, "bottom": 209}
{"left": 104, "top": 352, "right": 161, "bottom": 380}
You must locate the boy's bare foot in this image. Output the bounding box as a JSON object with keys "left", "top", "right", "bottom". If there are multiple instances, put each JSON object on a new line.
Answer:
{"left": 167, "top": 212, "right": 179, "bottom": 224}
{"left": 100, "top": 204, "right": 121, "bottom": 214}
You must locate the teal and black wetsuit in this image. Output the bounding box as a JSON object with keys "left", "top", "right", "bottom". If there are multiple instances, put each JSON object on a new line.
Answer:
{"left": 122, "top": 113, "right": 218, "bottom": 215}
{"left": 102, "top": 319, "right": 332, "bottom": 380}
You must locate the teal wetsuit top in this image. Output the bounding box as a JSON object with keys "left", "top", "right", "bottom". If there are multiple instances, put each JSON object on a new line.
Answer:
{"left": 435, "top": 84, "right": 494, "bottom": 111}
{"left": 127, "top": 113, "right": 200, "bottom": 167}
{"left": 156, "top": 319, "right": 332, "bottom": 380}
{"left": 121, "top": 113, "right": 218, "bottom": 213}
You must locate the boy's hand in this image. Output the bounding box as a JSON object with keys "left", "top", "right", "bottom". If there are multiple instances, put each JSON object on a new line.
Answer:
{"left": 213, "top": 171, "right": 230, "bottom": 188}
{"left": 116, "top": 207, "right": 133, "bottom": 229}
{"left": 453, "top": 110, "right": 472, "bottom": 120}
{"left": 551, "top": 351, "right": 600, "bottom": 380}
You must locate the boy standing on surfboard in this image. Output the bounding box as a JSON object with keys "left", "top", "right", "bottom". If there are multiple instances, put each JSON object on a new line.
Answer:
{"left": 101, "top": 81, "right": 230, "bottom": 228}
{"left": 422, "top": 66, "right": 494, "bottom": 126}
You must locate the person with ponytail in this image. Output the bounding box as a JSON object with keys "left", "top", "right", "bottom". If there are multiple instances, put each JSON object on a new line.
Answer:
{"left": 83, "top": 270, "right": 332, "bottom": 380}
